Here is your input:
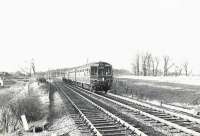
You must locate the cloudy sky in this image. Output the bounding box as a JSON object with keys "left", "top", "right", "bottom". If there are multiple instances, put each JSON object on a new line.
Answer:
{"left": 0, "top": 0, "right": 200, "bottom": 74}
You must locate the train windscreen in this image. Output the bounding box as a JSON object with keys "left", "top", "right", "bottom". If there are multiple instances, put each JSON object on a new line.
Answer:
{"left": 98, "top": 66, "right": 112, "bottom": 76}
{"left": 91, "top": 66, "right": 97, "bottom": 75}
{"left": 105, "top": 66, "right": 112, "bottom": 75}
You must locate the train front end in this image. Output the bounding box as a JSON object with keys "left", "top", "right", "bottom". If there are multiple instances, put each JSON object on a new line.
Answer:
{"left": 90, "top": 62, "right": 113, "bottom": 93}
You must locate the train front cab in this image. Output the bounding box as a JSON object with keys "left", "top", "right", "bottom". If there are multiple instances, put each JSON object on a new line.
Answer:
{"left": 90, "top": 63, "right": 113, "bottom": 93}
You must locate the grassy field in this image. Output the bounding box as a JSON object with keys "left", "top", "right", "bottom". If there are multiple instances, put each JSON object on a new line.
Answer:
{"left": 111, "top": 77, "right": 200, "bottom": 106}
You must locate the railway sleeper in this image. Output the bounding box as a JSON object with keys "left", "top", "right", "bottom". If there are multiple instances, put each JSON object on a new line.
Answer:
{"left": 80, "top": 108, "right": 97, "bottom": 111}
{"left": 156, "top": 115, "right": 173, "bottom": 119}
{"left": 83, "top": 113, "right": 104, "bottom": 116}
{"left": 171, "top": 119, "right": 189, "bottom": 123}
{"left": 179, "top": 123, "right": 195, "bottom": 127}
{"left": 152, "top": 122, "right": 168, "bottom": 127}
{"left": 95, "top": 125, "right": 121, "bottom": 130}
{"left": 93, "top": 122, "right": 118, "bottom": 127}
{"left": 161, "top": 117, "right": 177, "bottom": 120}
{"left": 88, "top": 118, "right": 110, "bottom": 122}
{"left": 83, "top": 113, "right": 103, "bottom": 117}
{"left": 91, "top": 120, "right": 114, "bottom": 124}
{"left": 152, "top": 113, "right": 170, "bottom": 117}
{"left": 99, "top": 128, "right": 125, "bottom": 132}
{"left": 188, "top": 127, "right": 200, "bottom": 132}
{"left": 143, "top": 118, "right": 154, "bottom": 122}
{"left": 87, "top": 117, "right": 106, "bottom": 120}
{"left": 167, "top": 118, "right": 186, "bottom": 123}
{"left": 102, "top": 132, "right": 126, "bottom": 136}
{"left": 173, "top": 121, "right": 192, "bottom": 126}
{"left": 82, "top": 111, "right": 101, "bottom": 115}
{"left": 145, "top": 110, "right": 159, "bottom": 113}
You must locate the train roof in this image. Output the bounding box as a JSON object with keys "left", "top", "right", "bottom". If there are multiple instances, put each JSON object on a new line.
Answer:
{"left": 67, "top": 61, "right": 112, "bottom": 71}
{"left": 86, "top": 61, "right": 111, "bottom": 66}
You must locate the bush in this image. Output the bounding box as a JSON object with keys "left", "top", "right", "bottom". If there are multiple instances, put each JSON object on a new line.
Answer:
{"left": 9, "top": 96, "right": 45, "bottom": 122}
{"left": 0, "top": 93, "right": 13, "bottom": 107}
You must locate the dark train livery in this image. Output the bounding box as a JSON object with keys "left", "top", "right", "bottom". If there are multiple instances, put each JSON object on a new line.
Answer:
{"left": 63, "top": 61, "right": 113, "bottom": 93}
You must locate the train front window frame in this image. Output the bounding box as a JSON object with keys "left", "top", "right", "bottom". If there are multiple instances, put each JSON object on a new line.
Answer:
{"left": 98, "top": 68, "right": 104, "bottom": 76}
{"left": 91, "top": 66, "right": 97, "bottom": 75}
{"left": 105, "top": 66, "right": 112, "bottom": 75}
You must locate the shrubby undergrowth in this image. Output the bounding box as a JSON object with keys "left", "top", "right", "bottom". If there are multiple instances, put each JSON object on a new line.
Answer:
{"left": 0, "top": 82, "right": 46, "bottom": 134}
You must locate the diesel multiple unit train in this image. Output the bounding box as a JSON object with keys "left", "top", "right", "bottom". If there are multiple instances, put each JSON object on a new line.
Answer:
{"left": 62, "top": 61, "right": 113, "bottom": 93}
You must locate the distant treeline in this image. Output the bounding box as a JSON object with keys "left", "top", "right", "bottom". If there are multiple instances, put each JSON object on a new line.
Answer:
{"left": 132, "top": 52, "right": 192, "bottom": 76}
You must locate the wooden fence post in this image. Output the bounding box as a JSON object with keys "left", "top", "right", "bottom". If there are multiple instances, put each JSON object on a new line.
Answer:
{"left": 131, "top": 89, "right": 133, "bottom": 98}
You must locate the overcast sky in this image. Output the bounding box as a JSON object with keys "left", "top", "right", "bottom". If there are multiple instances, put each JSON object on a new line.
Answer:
{"left": 0, "top": 0, "right": 200, "bottom": 74}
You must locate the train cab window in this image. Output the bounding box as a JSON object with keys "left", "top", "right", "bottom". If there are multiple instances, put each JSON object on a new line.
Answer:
{"left": 105, "top": 67, "right": 111, "bottom": 75}
{"left": 91, "top": 67, "right": 97, "bottom": 75}
{"left": 98, "top": 68, "right": 104, "bottom": 76}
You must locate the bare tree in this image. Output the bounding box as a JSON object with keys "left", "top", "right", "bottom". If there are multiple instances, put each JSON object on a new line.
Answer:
{"left": 142, "top": 54, "right": 147, "bottom": 76}
{"left": 155, "top": 57, "right": 160, "bottom": 76}
{"left": 183, "top": 62, "right": 190, "bottom": 76}
{"left": 146, "top": 53, "right": 152, "bottom": 76}
{"left": 132, "top": 63, "right": 137, "bottom": 75}
{"left": 136, "top": 54, "right": 140, "bottom": 76}
{"left": 174, "top": 65, "right": 182, "bottom": 76}
{"left": 151, "top": 58, "right": 155, "bottom": 76}
{"left": 141, "top": 52, "right": 152, "bottom": 76}
{"left": 163, "top": 56, "right": 174, "bottom": 76}
{"left": 151, "top": 57, "right": 160, "bottom": 76}
{"left": 132, "top": 53, "right": 140, "bottom": 76}
{"left": 132, "top": 52, "right": 161, "bottom": 76}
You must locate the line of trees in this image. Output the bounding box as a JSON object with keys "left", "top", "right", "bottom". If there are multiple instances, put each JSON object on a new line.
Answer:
{"left": 132, "top": 52, "right": 191, "bottom": 76}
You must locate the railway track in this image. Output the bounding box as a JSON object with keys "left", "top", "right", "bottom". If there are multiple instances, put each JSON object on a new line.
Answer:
{"left": 107, "top": 93, "right": 200, "bottom": 120}
{"left": 48, "top": 83, "right": 93, "bottom": 136}
{"left": 105, "top": 94, "right": 200, "bottom": 134}
{"left": 65, "top": 83, "right": 200, "bottom": 136}
{"left": 54, "top": 82, "right": 148, "bottom": 136}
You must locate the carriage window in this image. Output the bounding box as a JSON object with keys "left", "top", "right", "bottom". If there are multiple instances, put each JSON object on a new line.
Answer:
{"left": 91, "top": 67, "right": 97, "bottom": 75}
